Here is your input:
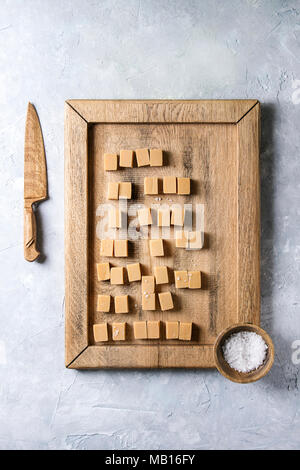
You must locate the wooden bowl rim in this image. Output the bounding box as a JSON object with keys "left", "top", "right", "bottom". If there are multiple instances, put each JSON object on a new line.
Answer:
{"left": 214, "top": 323, "right": 274, "bottom": 384}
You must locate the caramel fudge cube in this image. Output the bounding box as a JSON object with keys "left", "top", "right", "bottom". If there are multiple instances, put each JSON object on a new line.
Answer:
{"left": 114, "top": 295, "right": 129, "bottom": 313}
{"left": 171, "top": 206, "right": 184, "bottom": 226}
{"left": 177, "top": 177, "right": 190, "bottom": 195}
{"left": 120, "top": 150, "right": 134, "bottom": 168}
{"left": 127, "top": 263, "right": 141, "bottom": 282}
{"left": 108, "top": 182, "right": 119, "bottom": 200}
{"left": 104, "top": 153, "right": 118, "bottom": 171}
{"left": 188, "top": 231, "right": 204, "bottom": 250}
{"left": 165, "top": 321, "right": 178, "bottom": 339}
{"left": 149, "top": 239, "right": 164, "bottom": 256}
{"left": 142, "top": 275, "right": 155, "bottom": 294}
{"left": 138, "top": 208, "right": 152, "bottom": 226}
{"left": 144, "top": 177, "right": 158, "bottom": 195}
{"left": 142, "top": 293, "right": 156, "bottom": 310}
{"left": 100, "top": 239, "right": 114, "bottom": 257}
{"left": 114, "top": 239, "right": 128, "bottom": 257}
{"left": 119, "top": 182, "right": 132, "bottom": 199}
{"left": 133, "top": 321, "right": 147, "bottom": 339}
{"left": 147, "top": 321, "right": 160, "bottom": 339}
{"left": 175, "top": 230, "right": 189, "bottom": 248}
{"left": 97, "top": 294, "right": 111, "bottom": 312}
{"left": 188, "top": 271, "right": 201, "bottom": 289}
{"left": 158, "top": 208, "right": 170, "bottom": 227}
{"left": 179, "top": 322, "right": 192, "bottom": 341}
{"left": 109, "top": 208, "right": 121, "bottom": 228}
{"left": 174, "top": 270, "right": 189, "bottom": 288}
{"left": 93, "top": 323, "right": 108, "bottom": 342}
{"left": 158, "top": 291, "right": 174, "bottom": 311}
{"left": 136, "top": 148, "right": 150, "bottom": 167}
{"left": 154, "top": 265, "right": 169, "bottom": 285}
{"left": 96, "top": 262, "right": 110, "bottom": 281}
{"left": 163, "top": 176, "right": 176, "bottom": 194}
{"left": 150, "top": 149, "right": 163, "bottom": 167}
{"left": 110, "top": 267, "right": 124, "bottom": 285}
{"left": 112, "top": 322, "right": 126, "bottom": 341}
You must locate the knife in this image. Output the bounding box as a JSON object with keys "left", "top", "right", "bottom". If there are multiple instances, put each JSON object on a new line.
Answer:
{"left": 24, "top": 103, "right": 47, "bottom": 262}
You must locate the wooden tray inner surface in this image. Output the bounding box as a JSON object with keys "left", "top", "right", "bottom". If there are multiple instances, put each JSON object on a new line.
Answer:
{"left": 89, "top": 122, "right": 238, "bottom": 346}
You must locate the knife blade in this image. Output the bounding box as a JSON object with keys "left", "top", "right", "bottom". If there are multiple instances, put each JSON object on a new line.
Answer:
{"left": 24, "top": 102, "right": 47, "bottom": 262}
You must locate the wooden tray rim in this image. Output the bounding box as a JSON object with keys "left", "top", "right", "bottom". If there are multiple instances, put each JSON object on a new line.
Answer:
{"left": 64, "top": 99, "right": 260, "bottom": 369}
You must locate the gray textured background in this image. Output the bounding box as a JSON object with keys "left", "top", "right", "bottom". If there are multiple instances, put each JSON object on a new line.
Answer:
{"left": 1, "top": 0, "right": 300, "bottom": 450}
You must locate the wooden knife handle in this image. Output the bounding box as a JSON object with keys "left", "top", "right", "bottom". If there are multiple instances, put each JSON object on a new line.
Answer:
{"left": 24, "top": 203, "right": 40, "bottom": 262}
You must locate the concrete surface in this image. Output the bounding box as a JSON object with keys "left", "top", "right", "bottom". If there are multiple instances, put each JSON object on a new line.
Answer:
{"left": 1, "top": 0, "right": 300, "bottom": 450}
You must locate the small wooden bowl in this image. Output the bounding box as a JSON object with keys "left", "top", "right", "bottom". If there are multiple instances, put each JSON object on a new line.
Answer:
{"left": 214, "top": 323, "right": 274, "bottom": 383}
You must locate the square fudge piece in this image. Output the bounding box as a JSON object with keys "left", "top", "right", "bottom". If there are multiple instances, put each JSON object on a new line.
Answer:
{"left": 127, "top": 263, "right": 141, "bottom": 282}
{"left": 163, "top": 176, "right": 176, "bottom": 194}
{"left": 175, "top": 230, "right": 189, "bottom": 248}
{"left": 119, "top": 182, "right": 132, "bottom": 199}
{"left": 147, "top": 320, "right": 160, "bottom": 339}
{"left": 108, "top": 182, "right": 119, "bottom": 200}
{"left": 104, "top": 153, "right": 118, "bottom": 171}
{"left": 97, "top": 294, "right": 111, "bottom": 312}
{"left": 144, "top": 177, "right": 158, "bottom": 195}
{"left": 157, "top": 208, "right": 170, "bottom": 227}
{"left": 110, "top": 267, "right": 124, "bottom": 285}
{"left": 165, "top": 321, "right": 179, "bottom": 339}
{"left": 142, "top": 293, "right": 156, "bottom": 310}
{"left": 138, "top": 208, "right": 152, "bottom": 226}
{"left": 177, "top": 177, "right": 190, "bottom": 195}
{"left": 112, "top": 322, "right": 126, "bottom": 341}
{"left": 114, "top": 295, "right": 129, "bottom": 313}
{"left": 142, "top": 275, "right": 155, "bottom": 294}
{"left": 174, "top": 270, "right": 189, "bottom": 288}
{"left": 93, "top": 323, "right": 108, "bottom": 342}
{"left": 133, "top": 321, "right": 147, "bottom": 339}
{"left": 108, "top": 208, "right": 121, "bottom": 228}
{"left": 150, "top": 149, "right": 163, "bottom": 167}
{"left": 149, "top": 239, "right": 164, "bottom": 256}
{"left": 171, "top": 206, "right": 184, "bottom": 226}
{"left": 100, "top": 239, "right": 114, "bottom": 257}
{"left": 179, "top": 322, "right": 192, "bottom": 341}
{"left": 114, "top": 239, "right": 128, "bottom": 257}
{"left": 96, "top": 262, "right": 110, "bottom": 281}
{"left": 158, "top": 291, "right": 174, "bottom": 311}
{"left": 120, "top": 150, "right": 134, "bottom": 168}
{"left": 136, "top": 148, "right": 150, "bottom": 167}
{"left": 188, "top": 231, "right": 204, "bottom": 250}
{"left": 154, "top": 266, "right": 169, "bottom": 285}
{"left": 188, "top": 271, "right": 201, "bottom": 289}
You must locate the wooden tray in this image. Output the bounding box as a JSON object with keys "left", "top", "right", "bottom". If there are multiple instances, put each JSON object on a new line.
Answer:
{"left": 65, "top": 100, "right": 260, "bottom": 369}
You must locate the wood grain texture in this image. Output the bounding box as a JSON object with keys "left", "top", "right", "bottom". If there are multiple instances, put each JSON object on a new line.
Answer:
{"left": 90, "top": 123, "right": 238, "bottom": 347}
{"left": 24, "top": 102, "right": 47, "bottom": 262}
{"left": 64, "top": 103, "right": 89, "bottom": 366}
{"left": 67, "top": 99, "right": 258, "bottom": 124}
{"left": 24, "top": 103, "right": 47, "bottom": 200}
{"left": 68, "top": 345, "right": 215, "bottom": 369}
{"left": 237, "top": 103, "right": 260, "bottom": 324}
{"left": 64, "top": 99, "right": 260, "bottom": 369}
{"left": 24, "top": 203, "right": 40, "bottom": 261}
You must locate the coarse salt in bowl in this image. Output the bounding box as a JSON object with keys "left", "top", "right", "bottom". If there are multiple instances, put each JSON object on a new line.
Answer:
{"left": 222, "top": 331, "right": 268, "bottom": 373}
{"left": 214, "top": 323, "right": 274, "bottom": 383}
